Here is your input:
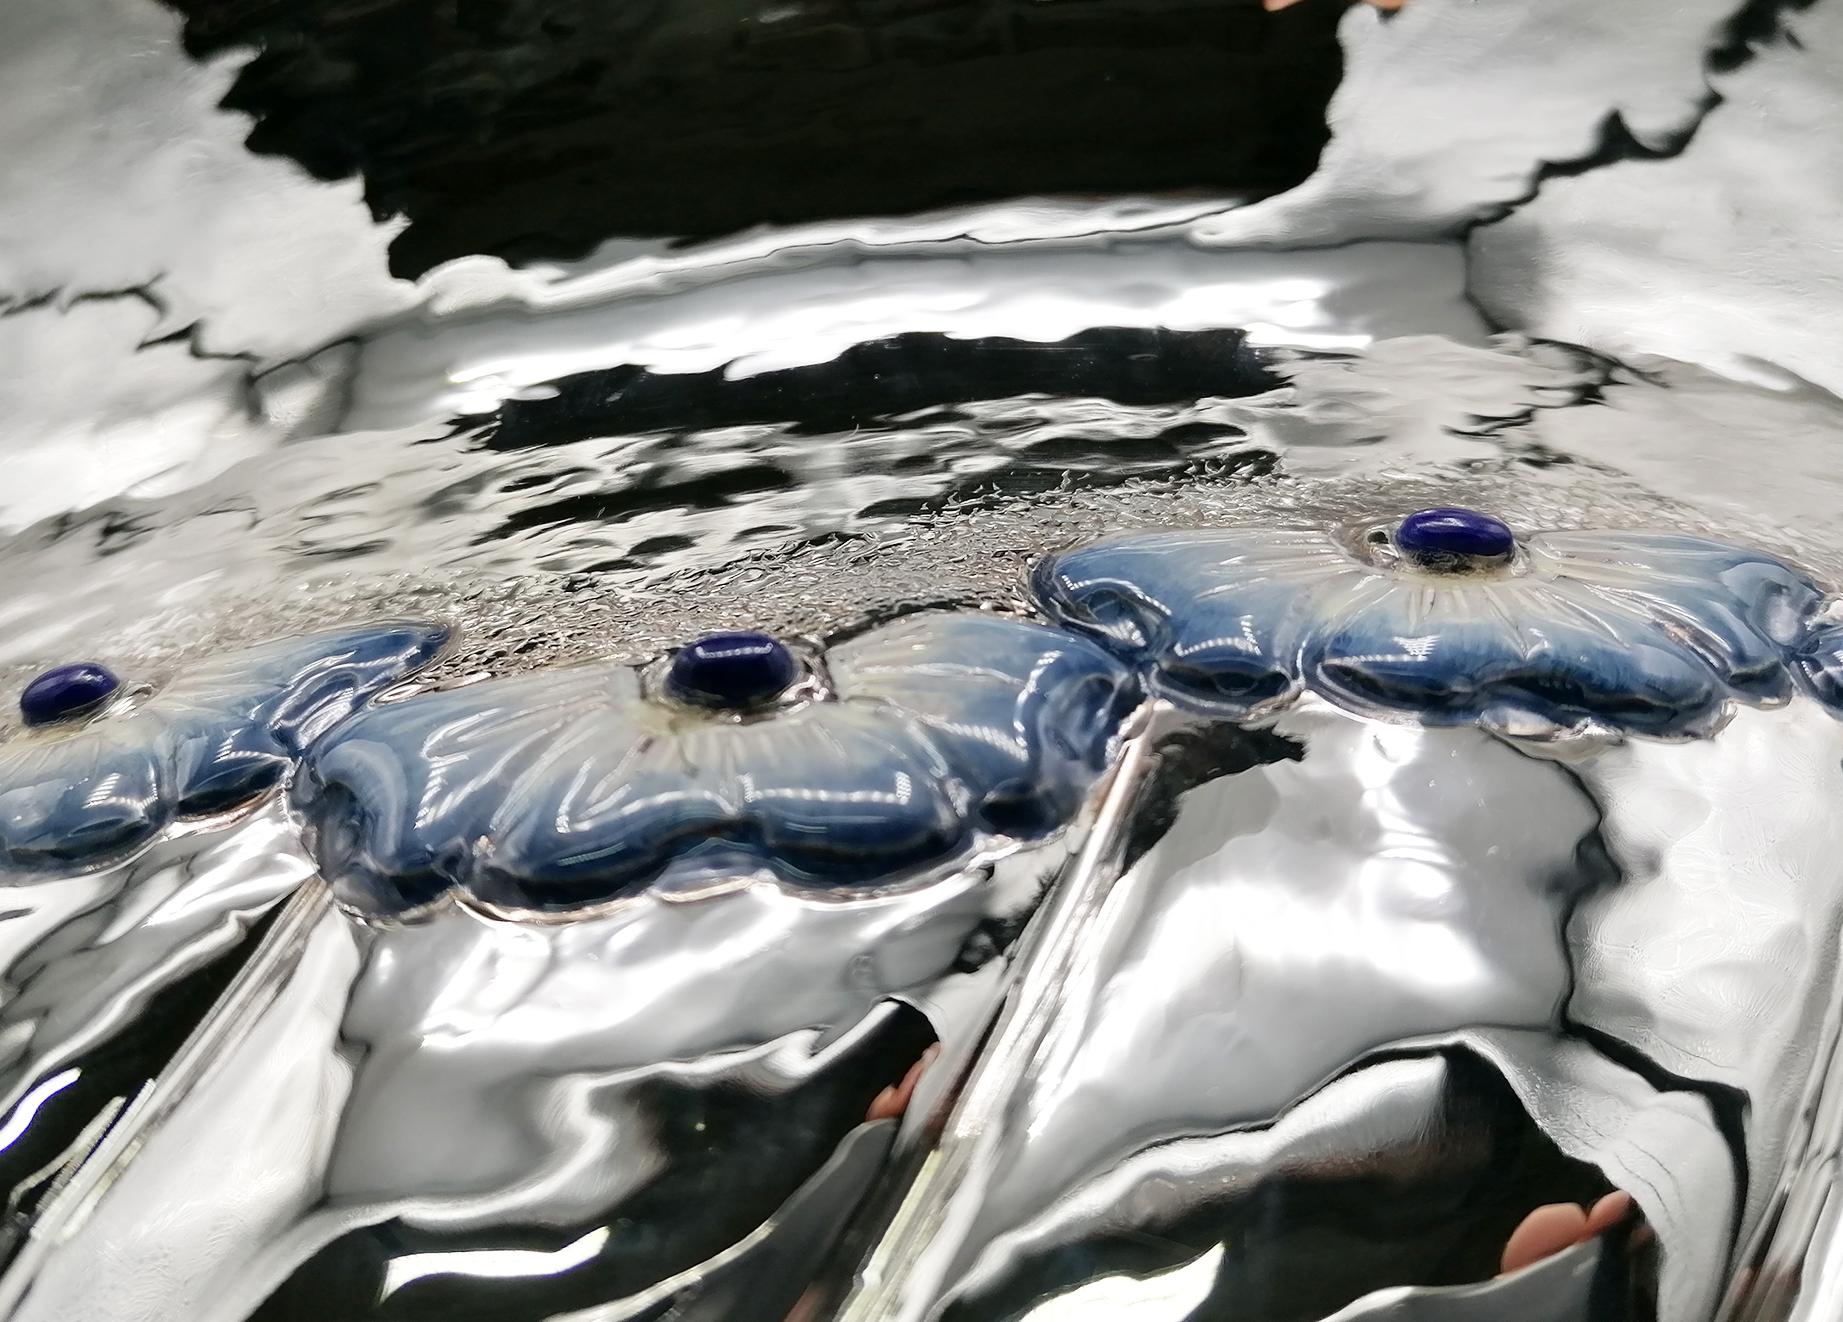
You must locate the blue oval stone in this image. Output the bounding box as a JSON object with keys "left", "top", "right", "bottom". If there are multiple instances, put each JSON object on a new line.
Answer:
{"left": 20, "top": 662, "right": 122, "bottom": 726}
{"left": 665, "top": 632, "right": 801, "bottom": 710}
{"left": 1394, "top": 508, "right": 1516, "bottom": 569}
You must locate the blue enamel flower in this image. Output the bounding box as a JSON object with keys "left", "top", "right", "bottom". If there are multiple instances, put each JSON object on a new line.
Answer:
{"left": 293, "top": 612, "right": 1138, "bottom": 915}
{"left": 1034, "top": 516, "right": 1834, "bottom": 739}
{"left": 0, "top": 623, "right": 448, "bottom": 871}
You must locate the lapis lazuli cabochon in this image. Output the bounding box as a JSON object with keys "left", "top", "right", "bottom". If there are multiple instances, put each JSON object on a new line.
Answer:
{"left": 1394, "top": 508, "right": 1516, "bottom": 568}
{"left": 666, "top": 631, "right": 801, "bottom": 709}
{"left": 19, "top": 663, "right": 122, "bottom": 725}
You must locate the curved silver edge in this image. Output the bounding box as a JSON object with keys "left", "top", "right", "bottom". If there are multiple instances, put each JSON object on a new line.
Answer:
{"left": 0, "top": 708, "right": 1159, "bottom": 1321}
{"left": 1722, "top": 956, "right": 1843, "bottom": 1322}
{"left": 0, "top": 880, "right": 332, "bottom": 1316}
{"left": 830, "top": 704, "right": 1166, "bottom": 1322}
{"left": 7, "top": 694, "right": 1841, "bottom": 1320}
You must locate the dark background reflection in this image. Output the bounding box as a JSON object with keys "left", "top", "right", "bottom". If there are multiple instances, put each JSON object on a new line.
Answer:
{"left": 162, "top": 0, "right": 1350, "bottom": 272}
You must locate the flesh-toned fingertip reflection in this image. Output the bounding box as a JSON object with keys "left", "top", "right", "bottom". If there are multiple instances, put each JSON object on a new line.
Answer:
{"left": 866, "top": 1042, "right": 943, "bottom": 1124}
{"left": 1500, "top": 1189, "right": 1637, "bottom": 1277}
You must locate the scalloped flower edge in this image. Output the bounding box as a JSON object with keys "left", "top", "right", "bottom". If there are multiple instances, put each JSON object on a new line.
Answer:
{"left": 7, "top": 519, "right": 1840, "bottom": 910}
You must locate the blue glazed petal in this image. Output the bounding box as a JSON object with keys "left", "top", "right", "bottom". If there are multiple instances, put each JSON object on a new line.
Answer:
{"left": 305, "top": 664, "right": 633, "bottom": 910}
{"left": 294, "top": 612, "right": 1137, "bottom": 915}
{"left": 1034, "top": 529, "right": 1365, "bottom": 713}
{"left": 829, "top": 613, "right": 1139, "bottom": 837}
{"left": 1530, "top": 532, "right": 1821, "bottom": 701}
{"left": 0, "top": 622, "right": 448, "bottom": 872}
{"left": 471, "top": 705, "right": 968, "bottom": 909}
{"left": 1035, "top": 525, "right": 1836, "bottom": 737}
{"left": 1299, "top": 578, "right": 1733, "bottom": 736}
{"left": 0, "top": 733, "right": 166, "bottom": 867}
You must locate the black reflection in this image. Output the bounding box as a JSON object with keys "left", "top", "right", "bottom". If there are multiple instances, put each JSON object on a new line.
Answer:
{"left": 462, "top": 328, "right": 1282, "bottom": 568}
{"left": 489, "top": 464, "right": 798, "bottom": 542}
{"left": 162, "top": 0, "right": 1349, "bottom": 274}
{"left": 477, "top": 328, "right": 1281, "bottom": 448}
{"left": 1122, "top": 722, "right": 1308, "bottom": 869}
{"left": 249, "top": 1003, "right": 937, "bottom": 1322}
{"left": 941, "top": 1049, "right": 1649, "bottom": 1322}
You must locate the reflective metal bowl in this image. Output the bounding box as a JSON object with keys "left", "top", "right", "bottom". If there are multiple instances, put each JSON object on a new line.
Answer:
{"left": 2, "top": 2, "right": 1842, "bottom": 1319}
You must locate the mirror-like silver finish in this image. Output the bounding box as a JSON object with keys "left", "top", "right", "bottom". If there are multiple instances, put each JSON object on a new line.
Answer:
{"left": 4, "top": 0, "right": 1843, "bottom": 1317}
{"left": 839, "top": 701, "right": 1843, "bottom": 1320}
{"left": 0, "top": 806, "right": 312, "bottom": 1263}
{"left": 0, "top": 823, "right": 1106, "bottom": 1319}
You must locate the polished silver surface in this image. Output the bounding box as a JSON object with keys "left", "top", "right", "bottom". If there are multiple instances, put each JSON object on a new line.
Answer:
{"left": 4, "top": 0, "right": 1843, "bottom": 1317}
{"left": 0, "top": 805, "right": 312, "bottom": 1263}
{"left": 838, "top": 700, "right": 1804, "bottom": 1320}
{"left": 0, "top": 832, "right": 1094, "bottom": 1319}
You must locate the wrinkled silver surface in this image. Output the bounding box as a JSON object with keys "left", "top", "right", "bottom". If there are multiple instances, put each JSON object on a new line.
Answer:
{"left": 4, "top": 0, "right": 1843, "bottom": 1318}
{"left": 0, "top": 805, "right": 311, "bottom": 1257}
{"left": 0, "top": 839, "right": 1078, "bottom": 1320}
{"left": 840, "top": 700, "right": 1843, "bottom": 1320}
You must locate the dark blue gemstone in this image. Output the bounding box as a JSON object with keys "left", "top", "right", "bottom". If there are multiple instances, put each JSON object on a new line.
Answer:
{"left": 665, "top": 632, "right": 800, "bottom": 709}
{"left": 20, "top": 662, "right": 122, "bottom": 726}
{"left": 1394, "top": 507, "right": 1516, "bottom": 569}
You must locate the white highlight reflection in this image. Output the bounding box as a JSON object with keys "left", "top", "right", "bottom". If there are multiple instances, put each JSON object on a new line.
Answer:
{"left": 379, "top": 1224, "right": 611, "bottom": 1300}
{"left": 351, "top": 242, "right": 1480, "bottom": 430}
{"left": 0, "top": 1069, "right": 81, "bottom": 1155}
{"left": 1019, "top": 1244, "right": 1223, "bottom": 1321}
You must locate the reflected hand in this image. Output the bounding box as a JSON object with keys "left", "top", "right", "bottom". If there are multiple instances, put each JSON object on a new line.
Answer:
{"left": 1499, "top": 1190, "right": 1635, "bottom": 1276}
{"left": 866, "top": 1043, "right": 942, "bottom": 1123}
